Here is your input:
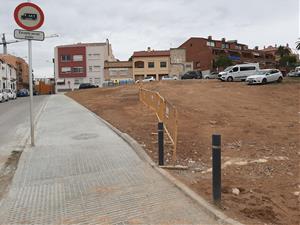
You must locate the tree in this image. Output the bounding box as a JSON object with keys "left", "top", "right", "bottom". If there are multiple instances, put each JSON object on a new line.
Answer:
{"left": 279, "top": 55, "right": 297, "bottom": 67}
{"left": 276, "top": 45, "right": 291, "bottom": 57}
{"left": 214, "top": 55, "right": 233, "bottom": 68}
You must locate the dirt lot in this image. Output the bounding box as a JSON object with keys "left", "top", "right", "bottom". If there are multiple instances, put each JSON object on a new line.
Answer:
{"left": 67, "top": 78, "right": 300, "bottom": 225}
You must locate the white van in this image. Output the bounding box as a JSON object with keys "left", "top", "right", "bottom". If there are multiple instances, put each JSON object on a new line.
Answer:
{"left": 219, "top": 63, "right": 259, "bottom": 81}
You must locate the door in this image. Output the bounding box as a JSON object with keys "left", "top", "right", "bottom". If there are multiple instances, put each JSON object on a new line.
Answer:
{"left": 231, "top": 67, "right": 239, "bottom": 80}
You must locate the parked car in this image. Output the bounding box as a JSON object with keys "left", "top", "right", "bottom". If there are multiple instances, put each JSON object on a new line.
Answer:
{"left": 204, "top": 72, "right": 219, "bottom": 79}
{"left": 0, "top": 89, "right": 9, "bottom": 102}
{"left": 0, "top": 90, "right": 4, "bottom": 103}
{"left": 162, "top": 75, "right": 178, "bottom": 80}
{"left": 287, "top": 70, "right": 300, "bottom": 77}
{"left": 5, "top": 89, "right": 17, "bottom": 100}
{"left": 142, "top": 76, "right": 155, "bottom": 82}
{"left": 17, "top": 89, "right": 29, "bottom": 97}
{"left": 78, "top": 83, "right": 98, "bottom": 89}
{"left": 219, "top": 63, "right": 259, "bottom": 81}
{"left": 246, "top": 69, "right": 283, "bottom": 84}
{"left": 181, "top": 71, "right": 202, "bottom": 79}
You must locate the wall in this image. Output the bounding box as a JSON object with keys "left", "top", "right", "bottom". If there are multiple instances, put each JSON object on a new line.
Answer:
{"left": 104, "top": 61, "right": 133, "bottom": 81}
{"left": 86, "top": 45, "right": 106, "bottom": 86}
{"left": 170, "top": 48, "right": 193, "bottom": 77}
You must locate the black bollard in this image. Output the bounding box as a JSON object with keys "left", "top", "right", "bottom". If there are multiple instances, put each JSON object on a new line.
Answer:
{"left": 158, "top": 122, "right": 164, "bottom": 166}
{"left": 212, "top": 134, "right": 221, "bottom": 205}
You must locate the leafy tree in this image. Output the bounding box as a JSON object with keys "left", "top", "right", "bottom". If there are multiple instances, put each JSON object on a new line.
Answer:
{"left": 214, "top": 55, "right": 233, "bottom": 68}
{"left": 276, "top": 45, "right": 291, "bottom": 57}
{"left": 279, "top": 55, "right": 297, "bottom": 67}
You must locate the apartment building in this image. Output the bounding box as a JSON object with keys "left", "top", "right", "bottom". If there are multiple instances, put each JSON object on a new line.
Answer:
{"left": 0, "top": 54, "right": 29, "bottom": 90}
{"left": 132, "top": 47, "right": 192, "bottom": 81}
{"left": 54, "top": 40, "right": 115, "bottom": 92}
{"left": 0, "top": 59, "right": 17, "bottom": 91}
{"left": 179, "top": 36, "right": 276, "bottom": 71}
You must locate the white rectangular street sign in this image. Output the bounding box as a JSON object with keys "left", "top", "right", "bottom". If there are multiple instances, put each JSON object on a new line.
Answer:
{"left": 14, "top": 29, "right": 45, "bottom": 41}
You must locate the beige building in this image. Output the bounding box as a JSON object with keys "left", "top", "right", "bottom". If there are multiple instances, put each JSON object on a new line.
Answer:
{"left": 132, "top": 48, "right": 170, "bottom": 81}
{"left": 0, "top": 54, "right": 29, "bottom": 90}
{"left": 132, "top": 48, "right": 192, "bottom": 81}
{"left": 104, "top": 61, "right": 133, "bottom": 81}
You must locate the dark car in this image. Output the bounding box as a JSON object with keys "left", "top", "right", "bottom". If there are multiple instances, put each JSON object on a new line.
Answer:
{"left": 181, "top": 71, "right": 202, "bottom": 79}
{"left": 17, "top": 89, "right": 29, "bottom": 97}
{"left": 79, "top": 83, "right": 98, "bottom": 89}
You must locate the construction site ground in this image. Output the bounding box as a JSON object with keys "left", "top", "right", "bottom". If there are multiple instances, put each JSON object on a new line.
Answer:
{"left": 67, "top": 78, "right": 300, "bottom": 225}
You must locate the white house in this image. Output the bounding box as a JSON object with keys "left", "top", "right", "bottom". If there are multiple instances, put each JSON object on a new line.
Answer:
{"left": 0, "top": 59, "right": 17, "bottom": 91}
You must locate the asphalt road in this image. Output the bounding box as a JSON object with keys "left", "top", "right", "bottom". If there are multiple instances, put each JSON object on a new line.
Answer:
{"left": 0, "top": 95, "right": 49, "bottom": 168}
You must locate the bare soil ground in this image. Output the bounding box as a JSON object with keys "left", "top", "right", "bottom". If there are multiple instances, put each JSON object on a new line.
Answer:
{"left": 67, "top": 78, "right": 300, "bottom": 225}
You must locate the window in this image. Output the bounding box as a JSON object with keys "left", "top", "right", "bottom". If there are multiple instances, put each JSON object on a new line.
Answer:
{"left": 134, "top": 61, "right": 144, "bottom": 68}
{"left": 89, "top": 66, "right": 92, "bottom": 72}
{"left": 93, "top": 66, "right": 101, "bottom": 72}
{"left": 148, "top": 62, "right": 155, "bottom": 68}
{"left": 160, "top": 62, "right": 167, "bottom": 68}
{"left": 222, "top": 43, "right": 229, "bottom": 49}
{"left": 61, "top": 55, "right": 71, "bottom": 62}
{"left": 232, "top": 67, "right": 239, "bottom": 72}
{"left": 73, "top": 55, "right": 83, "bottom": 61}
{"left": 235, "top": 45, "right": 242, "bottom": 50}
{"left": 74, "top": 79, "right": 80, "bottom": 84}
{"left": 72, "top": 67, "right": 84, "bottom": 73}
{"left": 207, "top": 41, "right": 215, "bottom": 47}
{"left": 61, "top": 67, "right": 71, "bottom": 73}
{"left": 240, "top": 66, "right": 256, "bottom": 71}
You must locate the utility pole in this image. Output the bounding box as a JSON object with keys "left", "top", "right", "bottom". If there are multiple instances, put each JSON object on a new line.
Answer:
{"left": 0, "top": 33, "right": 20, "bottom": 54}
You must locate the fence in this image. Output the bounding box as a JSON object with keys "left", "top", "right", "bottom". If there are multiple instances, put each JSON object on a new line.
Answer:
{"left": 139, "top": 88, "right": 178, "bottom": 162}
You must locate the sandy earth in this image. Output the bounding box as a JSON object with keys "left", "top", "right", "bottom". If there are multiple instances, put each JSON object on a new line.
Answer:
{"left": 67, "top": 78, "right": 300, "bottom": 225}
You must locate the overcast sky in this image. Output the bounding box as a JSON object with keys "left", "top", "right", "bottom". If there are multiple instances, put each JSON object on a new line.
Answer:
{"left": 0, "top": 0, "right": 299, "bottom": 78}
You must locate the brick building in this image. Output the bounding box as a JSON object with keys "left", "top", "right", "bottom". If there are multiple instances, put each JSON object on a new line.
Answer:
{"left": 179, "top": 36, "right": 276, "bottom": 71}
{"left": 54, "top": 40, "right": 115, "bottom": 92}
{"left": 0, "top": 54, "right": 29, "bottom": 90}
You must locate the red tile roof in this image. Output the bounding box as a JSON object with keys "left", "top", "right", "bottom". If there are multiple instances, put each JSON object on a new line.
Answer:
{"left": 132, "top": 50, "right": 170, "bottom": 57}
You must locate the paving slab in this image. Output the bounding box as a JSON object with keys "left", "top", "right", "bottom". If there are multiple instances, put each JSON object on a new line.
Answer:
{"left": 0, "top": 95, "right": 218, "bottom": 224}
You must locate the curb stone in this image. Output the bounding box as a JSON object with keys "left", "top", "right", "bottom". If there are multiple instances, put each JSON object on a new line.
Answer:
{"left": 66, "top": 95, "right": 244, "bottom": 225}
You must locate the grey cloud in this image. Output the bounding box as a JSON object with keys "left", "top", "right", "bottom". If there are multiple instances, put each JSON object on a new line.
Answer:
{"left": 0, "top": 0, "right": 298, "bottom": 77}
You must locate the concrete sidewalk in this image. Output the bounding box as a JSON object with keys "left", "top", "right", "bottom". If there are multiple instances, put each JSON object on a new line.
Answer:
{"left": 0, "top": 95, "right": 218, "bottom": 224}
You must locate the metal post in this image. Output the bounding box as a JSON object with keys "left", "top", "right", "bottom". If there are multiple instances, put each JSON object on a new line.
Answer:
{"left": 212, "top": 134, "right": 221, "bottom": 205}
{"left": 158, "top": 122, "right": 164, "bottom": 166}
{"left": 28, "top": 39, "right": 34, "bottom": 146}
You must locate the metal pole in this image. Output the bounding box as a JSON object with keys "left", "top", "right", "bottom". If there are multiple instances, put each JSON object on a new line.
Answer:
{"left": 158, "top": 122, "right": 164, "bottom": 166}
{"left": 28, "top": 39, "right": 34, "bottom": 146}
{"left": 212, "top": 134, "right": 221, "bottom": 205}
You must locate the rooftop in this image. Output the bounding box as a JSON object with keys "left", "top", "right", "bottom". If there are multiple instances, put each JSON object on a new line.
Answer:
{"left": 132, "top": 50, "right": 170, "bottom": 57}
{"left": 56, "top": 42, "right": 108, "bottom": 48}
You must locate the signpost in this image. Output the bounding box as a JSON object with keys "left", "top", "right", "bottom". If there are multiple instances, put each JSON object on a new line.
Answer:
{"left": 14, "top": 29, "right": 45, "bottom": 41}
{"left": 14, "top": 1, "right": 44, "bottom": 146}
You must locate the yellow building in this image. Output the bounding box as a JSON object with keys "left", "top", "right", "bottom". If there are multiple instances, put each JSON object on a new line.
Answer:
{"left": 132, "top": 48, "right": 170, "bottom": 81}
